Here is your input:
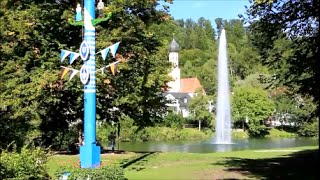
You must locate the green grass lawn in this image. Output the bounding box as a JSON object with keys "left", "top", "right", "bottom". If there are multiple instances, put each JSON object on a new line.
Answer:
{"left": 47, "top": 146, "right": 318, "bottom": 179}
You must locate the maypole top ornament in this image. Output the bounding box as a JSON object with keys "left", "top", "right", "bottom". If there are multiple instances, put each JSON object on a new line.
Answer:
{"left": 69, "top": 1, "right": 112, "bottom": 27}
{"left": 75, "top": 4, "right": 83, "bottom": 21}
{"left": 97, "top": 0, "right": 105, "bottom": 18}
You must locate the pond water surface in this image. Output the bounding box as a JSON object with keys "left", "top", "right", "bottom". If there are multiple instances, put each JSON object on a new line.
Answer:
{"left": 115, "top": 137, "right": 318, "bottom": 153}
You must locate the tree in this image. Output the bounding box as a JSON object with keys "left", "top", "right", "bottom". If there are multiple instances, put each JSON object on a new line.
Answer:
{"left": 215, "top": 18, "right": 223, "bottom": 38}
{"left": 232, "top": 86, "right": 275, "bottom": 136}
{"left": 0, "top": 0, "right": 173, "bottom": 150}
{"left": 188, "top": 93, "right": 214, "bottom": 131}
{"left": 0, "top": 0, "right": 83, "bottom": 149}
{"left": 244, "top": 0, "right": 320, "bottom": 137}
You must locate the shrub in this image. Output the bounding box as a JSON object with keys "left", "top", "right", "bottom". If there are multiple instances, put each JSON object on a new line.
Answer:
{"left": 55, "top": 165, "right": 125, "bottom": 180}
{"left": 232, "top": 130, "right": 249, "bottom": 139}
{"left": 97, "top": 123, "right": 115, "bottom": 146}
{"left": 248, "top": 124, "right": 269, "bottom": 137}
{"left": 298, "top": 121, "right": 319, "bottom": 137}
{"left": 179, "top": 128, "right": 212, "bottom": 139}
{"left": 0, "top": 147, "right": 49, "bottom": 180}
{"left": 164, "top": 112, "right": 185, "bottom": 129}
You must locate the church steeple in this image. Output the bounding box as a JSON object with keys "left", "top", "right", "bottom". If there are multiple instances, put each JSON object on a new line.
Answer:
{"left": 168, "top": 35, "right": 180, "bottom": 92}
{"left": 169, "top": 35, "right": 180, "bottom": 53}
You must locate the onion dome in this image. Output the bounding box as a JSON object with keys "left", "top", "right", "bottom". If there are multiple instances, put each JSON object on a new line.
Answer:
{"left": 169, "top": 37, "right": 179, "bottom": 52}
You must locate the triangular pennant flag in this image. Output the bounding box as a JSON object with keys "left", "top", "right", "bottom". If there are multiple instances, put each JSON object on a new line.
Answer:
{"left": 109, "top": 42, "right": 120, "bottom": 58}
{"left": 61, "top": 68, "right": 70, "bottom": 79}
{"left": 115, "top": 63, "right": 119, "bottom": 73}
{"left": 60, "top": 50, "right": 71, "bottom": 62}
{"left": 110, "top": 64, "right": 115, "bottom": 75}
{"left": 101, "top": 67, "right": 105, "bottom": 75}
{"left": 69, "top": 70, "right": 79, "bottom": 81}
{"left": 69, "top": 52, "right": 80, "bottom": 64}
{"left": 100, "top": 47, "right": 110, "bottom": 61}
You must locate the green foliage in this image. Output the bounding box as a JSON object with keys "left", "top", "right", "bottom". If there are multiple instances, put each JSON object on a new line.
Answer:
{"left": 95, "top": 0, "right": 173, "bottom": 128}
{"left": 0, "top": 147, "right": 49, "bottom": 180}
{"left": 298, "top": 121, "right": 319, "bottom": 137}
{"left": 245, "top": 0, "right": 320, "bottom": 129}
{"left": 232, "top": 87, "right": 275, "bottom": 123}
{"left": 232, "top": 130, "right": 249, "bottom": 139}
{"left": 266, "top": 128, "right": 297, "bottom": 138}
{"left": 117, "top": 115, "right": 211, "bottom": 142}
{"left": 0, "top": 0, "right": 173, "bottom": 150}
{"left": 248, "top": 124, "right": 270, "bottom": 137}
{"left": 235, "top": 73, "right": 270, "bottom": 89}
{"left": 232, "top": 86, "right": 275, "bottom": 137}
{"left": 164, "top": 112, "right": 185, "bottom": 129}
{"left": 174, "top": 17, "right": 264, "bottom": 95}
{"left": 97, "top": 124, "right": 117, "bottom": 145}
{"left": 188, "top": 93, "right": 214, "bottom": 129}
{"left": 55, "top": 165, "right": 124, "bottom": 180}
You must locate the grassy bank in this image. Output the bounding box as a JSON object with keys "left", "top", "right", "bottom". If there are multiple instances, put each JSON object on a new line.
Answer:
{"left": 47, "top": 146, "right": 318, "bottom": 179}
{"left": 266, "top": 128, "right": 297, "bottom": 138}
{"left": 232, "top": 128, "right": 298, "bottom": 139}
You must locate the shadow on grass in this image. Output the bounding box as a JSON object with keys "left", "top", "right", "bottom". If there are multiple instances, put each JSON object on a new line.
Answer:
{"left": 120, "top": 152, "right": 157, "bottom": 171}
{"left": 214, "top": 149, "right": 319, "bottom": 180}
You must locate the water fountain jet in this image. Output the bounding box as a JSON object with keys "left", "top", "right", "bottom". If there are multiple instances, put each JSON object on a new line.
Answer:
{"left": 215, "top": 29, "right": 232, "bottom": 144}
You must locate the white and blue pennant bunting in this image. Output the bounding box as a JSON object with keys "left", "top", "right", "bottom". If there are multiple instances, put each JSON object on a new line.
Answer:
{"left": 60, "top": 66, "right": 80, "bottom": 81}
{"left": 100, "top": 47, "right": 110, "bottom": 61}
{"left": 110, "top": 42, "right": 120, "bottom": 58}
{"left": 98, "top": 41, "right": 121, "bottom": 60}
{"left": 60, "top": 50, "right": 71, "bottom": 62}
{"left": 69, "top": 69, "right": 79, "bottom": 81}
{"left": 69, "top": 52, "right": 80, "bottom": 64}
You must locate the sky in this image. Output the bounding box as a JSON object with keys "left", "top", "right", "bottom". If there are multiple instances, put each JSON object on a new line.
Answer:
{"left": 163, "top": 0, "right": 250, "bottom": 23}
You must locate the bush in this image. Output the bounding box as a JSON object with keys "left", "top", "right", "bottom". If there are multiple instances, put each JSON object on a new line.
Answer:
{"left": 97, "top": 123, "right": 115, "bottom": 146}
{"left": 232, "top": 130, "right": 249, "bottom": 139}
{"left": 248, "top": 124, "right": 269, "bottom": 137}
{"left": 55, "top": 165, "right": 124, "bottom": 180}
{"left": 0, "top": 147, "right": 49, "bottom": 180}
{"left": 298, "top": 121, "right": 319, "bottom": 137}
{"left": 180, "top": 128, "right": 212, "bottom": 139}
{"left": 164, "top": 112, "right": 185, "bottom": 129}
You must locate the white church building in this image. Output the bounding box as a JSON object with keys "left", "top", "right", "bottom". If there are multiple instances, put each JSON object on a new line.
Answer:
{"left": 163, "top": 37, "right": 206, "bottom": 117}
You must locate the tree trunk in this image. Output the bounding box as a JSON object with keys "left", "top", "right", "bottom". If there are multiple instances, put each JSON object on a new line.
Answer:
{"left": 198, "top": 120, "right": 201, "bottom": 131}
{"left": 117, "top": 122, "right": 120, "bottom": 151}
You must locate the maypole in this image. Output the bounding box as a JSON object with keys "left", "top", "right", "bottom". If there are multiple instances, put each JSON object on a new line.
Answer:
{"left": 80, "top": 0, "right": 99, "bottom": 169}
{"left": 59, "top": 0, "right": 121, "bottom": 169}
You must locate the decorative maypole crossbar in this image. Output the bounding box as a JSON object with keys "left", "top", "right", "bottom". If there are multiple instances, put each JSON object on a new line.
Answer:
{"left": 59, "top": 0, "right": 124, "bottom": 169}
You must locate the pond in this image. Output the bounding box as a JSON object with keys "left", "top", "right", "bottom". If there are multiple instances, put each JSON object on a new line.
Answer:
{"left": 114, "top": 137, "right": 318, "bottom": 153}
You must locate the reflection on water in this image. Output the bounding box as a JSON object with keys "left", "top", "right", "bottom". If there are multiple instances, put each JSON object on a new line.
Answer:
{"left": 115, "top": 137, "right": 318, "bottom": 153}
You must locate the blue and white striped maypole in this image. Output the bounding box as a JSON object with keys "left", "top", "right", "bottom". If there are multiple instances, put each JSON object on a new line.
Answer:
{"left": 79, "top": 0, "right": 100, "bottom": 168}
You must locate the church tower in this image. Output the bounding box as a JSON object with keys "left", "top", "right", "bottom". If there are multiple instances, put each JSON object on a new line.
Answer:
{"left": 168, "top": 37, "right": 180, "bottom": 92}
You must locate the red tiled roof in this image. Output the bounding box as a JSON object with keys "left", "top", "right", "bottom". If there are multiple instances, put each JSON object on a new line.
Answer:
{"left": 179, "top": 77, "right": 205, "bottom": 94}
